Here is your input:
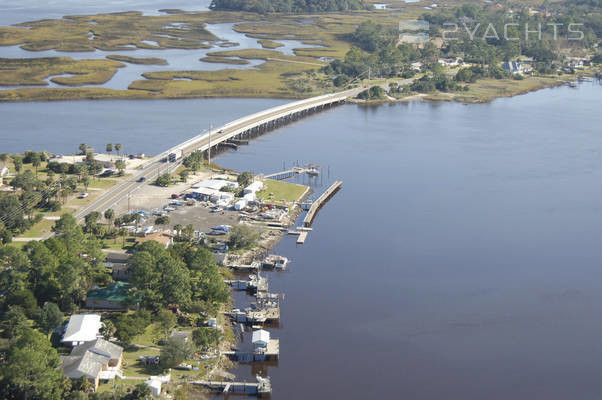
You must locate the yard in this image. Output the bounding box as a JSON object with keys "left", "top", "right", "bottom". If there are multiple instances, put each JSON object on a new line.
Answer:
{"left": 257, "top": 179, "right": 309, "bottom": 206}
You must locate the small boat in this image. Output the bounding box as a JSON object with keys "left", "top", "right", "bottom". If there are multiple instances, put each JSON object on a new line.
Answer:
{"left": 211, "top": 224, "right": 231, "bottom": 233}
{"left": 175, "top": 363, "right": 192, "bottom": 371}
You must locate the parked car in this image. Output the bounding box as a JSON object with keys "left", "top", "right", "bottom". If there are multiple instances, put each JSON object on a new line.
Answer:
{"left": 137, "top": 176, "right": 146, "bottom": 182}
{"left": 79, "top": 193, "right": 89, "bottom": 198}
{"left": 171, "top": 194, "right": 181, "bottom": 199}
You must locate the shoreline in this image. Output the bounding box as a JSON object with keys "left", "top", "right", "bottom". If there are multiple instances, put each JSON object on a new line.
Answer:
{"left": 2, "top": 69, "right": 598, "bottom": 105}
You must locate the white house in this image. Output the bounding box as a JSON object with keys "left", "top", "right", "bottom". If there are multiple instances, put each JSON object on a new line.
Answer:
{"left": 252, "top": 329, "right": 270, "bottom": 349}
{"left": 234, "top": 199, "right": 248, "bottom": 211}
{"left": 0, "top": 166, "right": 8, "bottom": 187}
{"left": 502, "top": 61, "right": 524, "bottom": 74}
{"left": 61, "top": 314, "right": 102, "bottom": 347}
{"left": 438, "top": 57, "right": 462, "bottom": 67}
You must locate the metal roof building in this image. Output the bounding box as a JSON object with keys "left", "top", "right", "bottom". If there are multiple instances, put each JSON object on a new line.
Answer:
{"left": 61, "top": 314, "right": 102, "bottom": 346}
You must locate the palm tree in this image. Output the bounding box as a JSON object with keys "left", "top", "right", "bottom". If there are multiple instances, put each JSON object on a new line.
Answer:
{"left": 104, "top": 208, "right": 115, "bottom": 231}
{"left": 79, "top": 143, "right": 87, "bottom": 155}
{"left": 134, "top": 213, "right": 141, "bottom": 231}
{"left": 31, "top": 155, "right": 41, "bottom": 178}
{"left": 12, "top": 156, "right": 22, "bottom": 173}
{"left": 106, "top": 143, "right": 113, "bottom": 156}
{"left": 115, "top": 159, "right": 126, "bottom": 176}
{"left": 82, "top": 175, "right": 90, "bottom": 191}
{"left": 115, "top": 143, "right": 122, "bottom": 158}
{"left": 119, "top": 227, "right": 128, "bottom": 247}
{"left": 173, "top": 224, "right": 182, "bottom": 239}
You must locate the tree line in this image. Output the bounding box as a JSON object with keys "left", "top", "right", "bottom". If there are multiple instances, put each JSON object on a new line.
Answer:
{"left": 210, "top": 0, "right": 368, "bottom": 13}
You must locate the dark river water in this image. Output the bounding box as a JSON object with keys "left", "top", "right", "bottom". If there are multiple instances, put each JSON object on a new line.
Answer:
{"left": 214, "top": 82, "right": 602, "bottom": 400}
{"left": 2, "top": 82, "right": 602, "bottom": 399}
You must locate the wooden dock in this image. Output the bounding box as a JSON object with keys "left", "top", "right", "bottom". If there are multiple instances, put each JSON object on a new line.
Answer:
{"left": 191, "top": 377, "right": 271, "bottom": 397}
{"left": 264, "top": 166, "right": 312, "bottom": 180}
{"left": 302, "top": 180, "right": 342, "bottom": 227}
{"left": 296, "top": 231, "right": 308, "bottom": 244}
{"left": 227, "top": 261, "right": 261, "bottom": 272}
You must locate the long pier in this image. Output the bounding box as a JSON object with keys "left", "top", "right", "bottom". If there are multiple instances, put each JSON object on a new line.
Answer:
{"left": 264, "top": 166, "right": 311, "bottom": 180}
{"left": 303, "top": 180, "right": 342, "bottom": 227}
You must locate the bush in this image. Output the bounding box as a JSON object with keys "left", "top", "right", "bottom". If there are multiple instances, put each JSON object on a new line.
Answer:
{"left": 160, "top": 336, "right": 195, "bottom": 367}
{"left": 237, "top": 171, "right": 253, "bottom": 187}
{"left": 192, "top": 327, "right": 222, "bottom": 348}
{"left": 154, "top": 173, "right": 171, "bottom": 187}
{"left": 47, "top": 200, "right": 61, "bottom": 212}
{"left": 228, "top": 224, "right": 259, "bottom": 249}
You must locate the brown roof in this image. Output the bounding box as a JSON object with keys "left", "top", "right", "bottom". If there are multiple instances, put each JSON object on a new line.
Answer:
{"left": 135, "top": 232, "right": 173, "bottom": 247}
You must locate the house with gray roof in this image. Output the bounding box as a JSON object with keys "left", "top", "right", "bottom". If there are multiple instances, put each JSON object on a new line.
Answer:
{"left": 61, "top": 338, "right": 123, "bottom": 390}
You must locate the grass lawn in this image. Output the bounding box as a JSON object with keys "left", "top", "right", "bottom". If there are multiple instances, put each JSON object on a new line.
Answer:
{"left": 86, "top": 178, "right": 122, "bottom": 190}
{"left": 258, "top": 179, "right": 308, "bottom": 206}
{"left": 20, "top": 218, "right": 55, "bottom": 238}
{"left": 102, "top": 237, "right": 136, "bottom": 251}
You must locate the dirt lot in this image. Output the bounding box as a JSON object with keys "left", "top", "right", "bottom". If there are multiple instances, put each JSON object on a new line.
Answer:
{"left": 112, "top": 169, "right": 245, "bottom": 233}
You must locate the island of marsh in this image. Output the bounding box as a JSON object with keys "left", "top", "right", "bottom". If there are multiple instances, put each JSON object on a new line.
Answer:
{"left": 0, "top": 0, "right": 599, "bottom": 102}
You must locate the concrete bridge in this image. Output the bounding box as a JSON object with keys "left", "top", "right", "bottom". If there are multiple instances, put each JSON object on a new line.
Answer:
{"left": 76, "top": 88, "right": 360, "bottom": 220}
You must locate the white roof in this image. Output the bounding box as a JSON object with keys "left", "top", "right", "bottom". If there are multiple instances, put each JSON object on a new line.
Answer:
{"left": 252, "top": 329, "right": 270, "bottom": 345}
{"left": 193, "top": 187, "right": 221, "bottom": 196}
{"left": 146, "top": 378, "right": 162, "bottom": 396}
{"left": 192, "top": 179, "right": 238, "bottom": 191}
{"left": 244, "top": 181, "right": 263, "bottom": 194}
{"left": 62, "top": 314, "right": 102, "bottom": 343}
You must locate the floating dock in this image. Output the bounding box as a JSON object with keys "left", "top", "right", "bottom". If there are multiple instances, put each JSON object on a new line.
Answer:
{"left": 296, "top": 231, "right": 308, "bottom": 244}
{"left": 303, "top": 180, "right": 342, "bottom": 227}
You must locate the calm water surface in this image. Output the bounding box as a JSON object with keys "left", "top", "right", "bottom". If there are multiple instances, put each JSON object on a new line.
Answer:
{"left": 213, "top": 82, "right": 602, "bottom": 400}
{"left": 1, "top": 83, "right": 601, "bottom": 399}
{"left": 0, "top": 0, "right": 212, "bottom": 26}
{"left": 0, "top": 98, "right": 287, "bottom": 155}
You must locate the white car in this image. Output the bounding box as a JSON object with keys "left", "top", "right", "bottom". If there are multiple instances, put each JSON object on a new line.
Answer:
{"left": 79, "top": 193, "right": 89, "bottom": 198}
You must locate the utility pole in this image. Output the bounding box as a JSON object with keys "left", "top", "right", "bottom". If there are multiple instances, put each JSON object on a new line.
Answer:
{"left": 368, "top": 66, "right": 371, "bottom": 82}
{"left": 127, "top": 192, "right": 131, "bottom": 213}
{"left": 208, "top": 123, "right": 213, "bottom": 166}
